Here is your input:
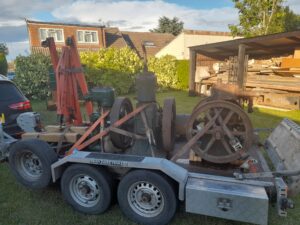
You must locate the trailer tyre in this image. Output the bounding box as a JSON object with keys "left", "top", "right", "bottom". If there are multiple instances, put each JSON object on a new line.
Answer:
{"left": 61, "top": 164, "right": 113, "bottom": 214}
{"left": 8, "top": 139, "right": 58, "bottom": 189}
{"left": 118, "top": 170, "right": 177, "bottom": 225}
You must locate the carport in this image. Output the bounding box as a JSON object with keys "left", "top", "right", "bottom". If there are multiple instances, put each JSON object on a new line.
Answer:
{"left": 188, "top": 30, "right": 300, "bottom": 96}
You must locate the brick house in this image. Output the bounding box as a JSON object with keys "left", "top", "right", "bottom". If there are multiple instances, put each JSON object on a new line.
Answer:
{"left": 26, "top": 19, "right": 106, "bottom": 54}
{"left": 26, "top": 20, "right": 175, "bottom": 58}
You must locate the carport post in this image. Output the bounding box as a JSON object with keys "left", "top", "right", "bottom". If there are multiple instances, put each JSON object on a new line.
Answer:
{"left": 189, "top": 49, "right": 196, "bottom": 96}
{"left": 237, "top": 44, "right": 246, "bottom": 89}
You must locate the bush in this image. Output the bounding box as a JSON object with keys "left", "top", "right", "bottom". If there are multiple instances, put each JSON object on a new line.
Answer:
{"left": 0, "top": 53, "right": 8, "bottom": 75}
{"left": 147, "top": 55, "right": 177, "bottom": 89}
{"left": 80, "top": 47, "right": 143, "bottom": 94}
{"left": 176, "top": 60, "right": 189, "bottom": 90}
{"left": 15, "top": 54, "right": 51, "bottom": 100}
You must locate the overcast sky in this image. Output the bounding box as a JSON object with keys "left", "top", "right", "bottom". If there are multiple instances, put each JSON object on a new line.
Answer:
{"left": 1, "top": 0, "right": 300, "bottom": 61}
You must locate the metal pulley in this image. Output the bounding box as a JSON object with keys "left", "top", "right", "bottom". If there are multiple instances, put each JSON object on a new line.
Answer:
{"left": 110, "top": 97, "right": 134, "bottom": 150}
{"left": 186, "top": 100, "right": 253, "bottom": 164}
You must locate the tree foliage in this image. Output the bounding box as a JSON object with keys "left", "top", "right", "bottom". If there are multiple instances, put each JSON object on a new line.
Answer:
{"left": 282, "top": 6, "right": 300, "bottom": 32}
{"left": 229, "top": 0, "right": 300, "bottom": 37}
{"left": 150, "top": 16, "right": 184, "bottom": 36}
{"left": 0, "top": 43, "right": 8, "bottom": 55}
{"left": 0, "top": 43, "right": 8, "bottom": 75}
{"left": 15, "top": 54, "right": 51, "bottom": 99}
{"left": 0, "top": 53, "right": 8, "bottom": 75}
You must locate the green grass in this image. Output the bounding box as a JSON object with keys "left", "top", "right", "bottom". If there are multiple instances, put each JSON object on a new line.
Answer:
{"left": 1, "top": 90, "right": 300, "bottom": 225}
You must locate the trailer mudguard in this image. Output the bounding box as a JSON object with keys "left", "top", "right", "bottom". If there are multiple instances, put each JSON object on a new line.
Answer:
{"left": 51, "top": 151, "right": 189, "bottom": 200}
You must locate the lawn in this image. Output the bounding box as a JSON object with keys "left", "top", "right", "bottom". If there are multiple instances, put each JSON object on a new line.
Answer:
{"left": 0, "top": 90, "right": 300, "bottom": 225}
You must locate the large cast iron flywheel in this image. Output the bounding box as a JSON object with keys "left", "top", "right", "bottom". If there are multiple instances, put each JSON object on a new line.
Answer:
{"left": 186, "top": 100, "right": 253, "bottom": 164}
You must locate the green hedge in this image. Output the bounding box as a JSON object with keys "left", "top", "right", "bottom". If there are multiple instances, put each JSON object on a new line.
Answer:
{"left": 13, "top": 50, "right": 189, "bottom": 100}
{"left": 15, "top": 54, "right": 51, "bottom": 100}
{"left": 148, "top": 56, "right": 189, "bottom": 90}
{"left": 80, "top": 47, "right": 143, "bottom": 95}
{"left": 176, "top": 60, "right": 189, "bottom": 90}
{"left": 147, "top": 55, "right": 178, "bottom": 89}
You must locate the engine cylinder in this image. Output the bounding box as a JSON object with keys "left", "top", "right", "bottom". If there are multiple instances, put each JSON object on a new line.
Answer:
{"left": 136, "top": 72, "right": 156, "bottom": 103}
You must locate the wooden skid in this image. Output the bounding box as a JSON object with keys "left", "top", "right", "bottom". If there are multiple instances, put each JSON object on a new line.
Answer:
{"left": 22, "top": 131, "right": 80, "bottom": 143}
{"left": 45, "top": 125, "right": 88, "bottom": 135}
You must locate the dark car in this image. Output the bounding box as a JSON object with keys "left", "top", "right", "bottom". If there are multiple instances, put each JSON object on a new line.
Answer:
{"left": 0, "top": 75, "right": 32, "bottom": 137}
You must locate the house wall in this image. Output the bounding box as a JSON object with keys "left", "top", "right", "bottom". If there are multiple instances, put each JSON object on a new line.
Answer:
{"left": 156, "top": 32, "right": 238, "bottom": 60}
{"left": 183, "top": 34, "right": 236, "bottom": 59}
{"left": 155, "top": 33, "right": 185, "bottom": 59}
{"left": 27, "top": 23, "right": 105, "bottom": 52}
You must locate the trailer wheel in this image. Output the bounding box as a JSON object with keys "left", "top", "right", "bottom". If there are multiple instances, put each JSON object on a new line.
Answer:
{"left": 117, "top": 170, "right": 177, "bottom": 225}
{"left": 8, "top": 139, "right": 58, "bottom": 189}
{"left": 61, "top": 164, "right": 113, "bottom": 214}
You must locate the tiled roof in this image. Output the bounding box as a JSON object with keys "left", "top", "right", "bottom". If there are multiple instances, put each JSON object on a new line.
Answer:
{"left": 121, "top": 31, "right": 175, "bottom": 58}
{"left": 105, "top": 27, "right": 128, "bottom": 48}
{"left": 183, "top": 29, "right": 232, "bottom": 36}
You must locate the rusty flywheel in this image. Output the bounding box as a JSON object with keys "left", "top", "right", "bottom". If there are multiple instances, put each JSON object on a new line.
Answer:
{"left": 186, "top": 100, "right": 253, "bottom": 164}
{"left": 162, "top": 98, "right": 176, "bottom": 152}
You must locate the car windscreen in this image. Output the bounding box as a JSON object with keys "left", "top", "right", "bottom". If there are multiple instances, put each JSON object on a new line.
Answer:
{"left": 0, "top": 82, "right": 26, "bottom": 102}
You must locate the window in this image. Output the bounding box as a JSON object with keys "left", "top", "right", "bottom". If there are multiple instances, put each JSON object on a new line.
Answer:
{"left": 0, "top": 82, "right": 25, "bottom": 101}
{"left": 143, "top": 41, "right": 156, "bottom": 47}
{"left": 39, "top": 28, "right": 64, "bottom": 42}
{"left": 77, "top": 30, "right": 98, "bottom": 43}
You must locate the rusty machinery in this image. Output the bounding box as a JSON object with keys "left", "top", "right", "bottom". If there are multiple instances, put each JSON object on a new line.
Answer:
{"left": 180, "top": 52, "right": 259, "bottom": 164}
{"left": 41, "top": 36, "right": 176, "bottom": 158}
{"left": 40, "top": 36, "right": 257, "bottom": 166}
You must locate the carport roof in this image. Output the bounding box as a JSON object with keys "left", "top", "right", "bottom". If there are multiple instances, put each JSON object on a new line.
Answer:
{"left": 189, "top": 30, "right": 300, "bottom": 60}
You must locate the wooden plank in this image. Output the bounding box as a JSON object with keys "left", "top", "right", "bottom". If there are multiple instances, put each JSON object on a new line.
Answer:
{"left": 281, "top": 58, "right": 300, "bottom": 68}
{"left": 22, "top": 132, "right": 39, "bottom": 139}
{"left": 45, "top": 125, "right": 62, "bottom": 132}
{"left": 294, "top": 47, "right": 300, "bottom": 58}
{"left": 45, "top": 125, "right": 88, "bottom": 135}
{"left": 237, "top": 44, "right": 246, "bottom": 89}
{"left": 70, "top": 126, "right": 88, "bottom": 135}
{"left": 38, "top": 132, "right": 80, "bottom": 143}
{"left": 189, "top": 49, "right": 197, "bottom": 96}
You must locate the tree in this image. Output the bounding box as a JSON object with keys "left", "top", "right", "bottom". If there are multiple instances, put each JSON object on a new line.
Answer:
{"left": 0, "top": 43, "right": 8, "bottom": 75}
{"left": 282, "top": 6, "right": 300, "bottom": 32}
{"left": 150, "top": 16, "right": 184, "bottom": 36}
{"left": 229, "top": 0, "right": 300, "bottom": 37}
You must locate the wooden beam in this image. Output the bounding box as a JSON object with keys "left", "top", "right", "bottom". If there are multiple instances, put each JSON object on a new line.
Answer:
{"left": 216, "top": 46, "right": 233, "bottom": 51}
{"left": 189, "top": 49, "right": 197, "bottom": 96}
{"left": 245, "top": 42, "right": 274, "bottom": 53}
{"left": 237, "top": 44, "right": 246, "bottom": 89}
{"left": 286, "top": 36, "right": 300, "bottom": 43}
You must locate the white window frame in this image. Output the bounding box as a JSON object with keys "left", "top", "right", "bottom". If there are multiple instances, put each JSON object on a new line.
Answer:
{"left": 39, "top": 28, "right": 64, "bottom": 42}
{"left": 77, "top": 30, "right": 99, "bottom": 44}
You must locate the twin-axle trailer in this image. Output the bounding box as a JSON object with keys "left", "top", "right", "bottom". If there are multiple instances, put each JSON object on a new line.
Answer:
{"left": 0, "top": 116, "right": 299, "bottom": 225}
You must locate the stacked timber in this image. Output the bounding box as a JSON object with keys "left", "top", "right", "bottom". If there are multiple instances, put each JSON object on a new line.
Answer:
{"left": 196, "top": 56, "right": 300, "bottom": 110}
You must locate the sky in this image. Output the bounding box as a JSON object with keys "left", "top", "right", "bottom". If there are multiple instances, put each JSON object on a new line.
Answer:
{"left": 1, "top": 0, "right": 300, "bottom": 61}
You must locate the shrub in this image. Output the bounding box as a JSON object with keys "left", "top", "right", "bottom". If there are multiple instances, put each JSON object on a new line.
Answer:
{"left": 147, "top": 55, "right": 177, "bottom": 89}
{"left": 176, "top": 60, "right": 189, "bottom": 90}
{"left": 80, "top": 47, "right": 143, "bottom": 94}
{"left": 15, "top": 54, "right": 51, "bottom": 100}
{"left": 0, "top": 53, "right": 8, "bottom": 75}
